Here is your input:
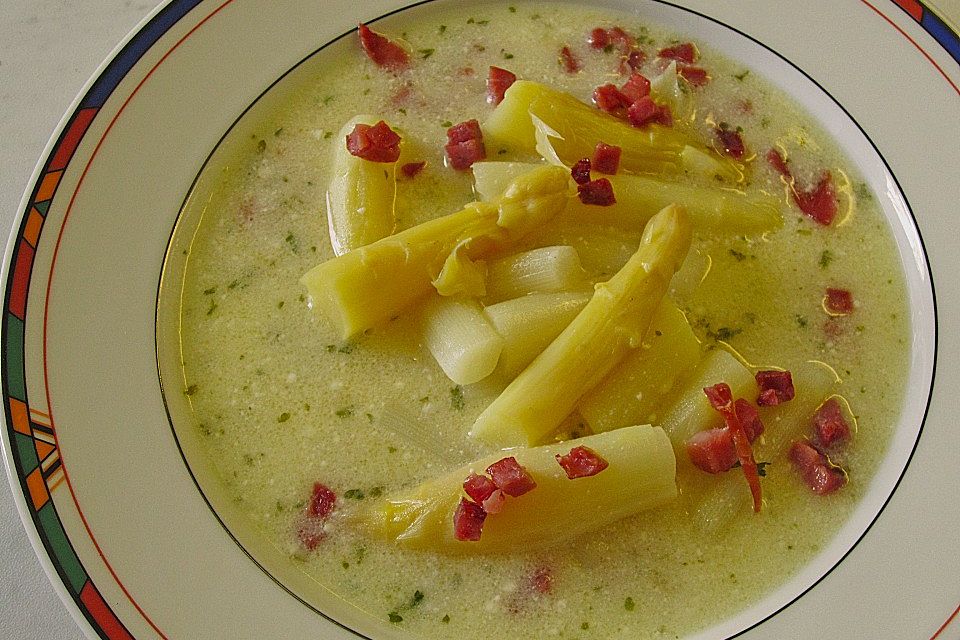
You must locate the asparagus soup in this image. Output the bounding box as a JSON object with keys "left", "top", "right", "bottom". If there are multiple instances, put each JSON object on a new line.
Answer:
{"left": 167, "top": 2, "right": 910, "bottom": 638}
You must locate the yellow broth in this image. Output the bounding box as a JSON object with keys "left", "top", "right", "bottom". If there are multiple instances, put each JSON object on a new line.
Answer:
{"left": 172, "top": 3, "right": 909, "bottom": 638}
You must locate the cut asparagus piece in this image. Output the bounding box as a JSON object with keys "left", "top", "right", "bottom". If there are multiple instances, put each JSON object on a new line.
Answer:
{"left": 326, "top": 115, "right": 398, "bottom": 255}
{"left": 657, "top": 347, "right": 755, "bottom": 452}
{"left": 470, "top": 204, "right": 693, "bottom": 448}
{"left": 472, "top": 161, "right": 537, "bottom": 202}
{"left": 483, "top": 290, "right": 592, "bottom": 380}
{"left": 473, "top": 161, "right": 781, "bottom": 235}
{"left": 361, "top": 425, "right": 677, "bottom": 554}
{"left": 485, "top": 245, "right": 586, "bottom": 302}
{"left": 579, "top": 300, "right": 702, "bottom": 433}
{"left": 423, "top": 297, "right": 504, "bottom": 385}
{"left": 484, "top": 80, "right": 720, "bottom": 178}
{"left": 301, "top": 165, "right": 571, "bottom": 339}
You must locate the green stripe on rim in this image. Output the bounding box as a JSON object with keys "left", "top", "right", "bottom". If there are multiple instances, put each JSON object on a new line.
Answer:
{"left": 37, "top": 501, "right": 89, "bottom": 595}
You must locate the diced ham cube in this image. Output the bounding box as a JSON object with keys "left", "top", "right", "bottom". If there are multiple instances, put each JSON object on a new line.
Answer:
{"left": 824, "top": 288, "right": 854, "bottom": 315}
{"left": 593, "top": 83, "right": 632, "bottom": 114}
{"left": 789, "top": 440, "right": 847, "bottom": 495}
{"left": 556, "top": 446, "right": 609, "bottom": 479}
{"left": 308, "top": 482, "right": 337, "bottom": 518}
{"left": 560, "top": 46, "right": 582, "bottom": 73}
{"left": 703, "top": 382, "right": 733, "bottom": 410}
{"left": 608, "top": 27, "right": 637, "bottom": 49}
{"left": 401, "top": 161, "right": 426, "bottom": 178}
{"left": 794, "top": 172, "right": 838, "bottom": 225}
{"left": 734, "top": 398, "right": 765, "bottom": 441}
{"left": 715, "top": 125, "right": 745, "bottom": 159}
{"left": 657, "top": 42, "right": 698, "bottom": 64}
{"left": 620, "top": 73, "right": 651, "bottom": 102}
{"left": 813, "top": 398, "right": 851, "bottom": 448}
{"left": 623, "top": 49, "right": 646, "bottom": 73}
{"left": 766, "top": 148, "right": 791, "bottom": 178}
{"left": 686, "top": 428, "right": 737, "bottom": 474}
{"left": 453, "top": 498, "right": 487, "bottom": 541}
{"left": 358, "top": 23, "right": 410, "bottom": 72}
{"left": 463, "top": 472, "right": 498, "bottom": 504}
{"left": 486, "top": 457, "right": 537, "bottom": 497}
{"left": 577, "top": 178, "right": 617, "bottom": 206}
{"left": 677, "top": 64, "right": 710, "bottom": 87}
{"left": 593, "top": 142, "right": 621, "bottom": 175}
{"left": 588, "top": 27, "right": 609, "bottom": 49}
{"left": 627, "top": 96, "right": 672, "bottom": 128}
{"left": 755, "top": 370, "right": 795, "bottom": 406}
{"left": 445, "top": 120, "right": 486, "bottom": 170}
{"left": 346, "top": 121, "right": 402, "bottom": 163}
{"left": 487, "top": 66, "right": 517, "bottom": 105}
{"left": 571, "top": 158, "right": 592, "bottom": 185}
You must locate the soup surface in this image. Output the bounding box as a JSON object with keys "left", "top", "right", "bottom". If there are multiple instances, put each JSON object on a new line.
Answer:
{"left": 170, "top": 2, "right": 909, "bottom": 638}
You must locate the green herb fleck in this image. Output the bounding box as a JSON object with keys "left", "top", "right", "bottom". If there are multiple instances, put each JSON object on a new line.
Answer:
{"left": 256, "top": 139, "right": 266, "bottom": 153}
{"left": 450, "top": 386, "right": 465, "bottom": 411}
{"left": 388, "top": 446, "right": 397, "bottom": 454}
{"left": 854, "top": 181, "right": 873, "bottom": 201}
{"left": 335, "top": 406, "right": 355, "bottom": 419}
{"left": 277, "top": 300, "right": 284, "bottom": 309}
{"left": 278, "top": 412, "right": 291, "bottom": 423}
{"left": 368, "top": 486, "right": 384, "bottom": 498}
{"left": 438, "top": 24, "right": 447, "bottom": 35}
{"left": 581, "top": 622, "right": 590, "bottom": 630}
{"left": 795, "top": 314, "right": 809, "bottom": 328}
{"left": 366, "top": 412, "right": 374, "bottom": 423}
{"left": 274, "top": 127, "right": 283, "bottom": 136}
{"left": 203, "top": 286, "right": 216, "bottom": 295}
{"left": 323, "top": 130, "right": 333, "bottom": 139}
{"left": 819, "top": 249, "right": 834, "bottom": 269}
{"left": 442, "top": 614, "right": 450, "bottom": 623}
{"left": 206, "top": 299, "right": 218, "bottom": 316}
{"left": 708, "top": 326, "right": 742, "bottom": 342}
{"left": 344, "top": 489, "right": 365, "bottom": 500}
{"left": 411, "top": 590, "right": 424, "bottom": 607}
{"left": 733, "top": 70, "right": 750, "bottom": 81}
{"left": 531, "top": 13, "right": 541, "bottom": 20}
{"left": 624, "top": 596, "right": 636, "bottom": 611}
{"left": 419, "top": 48, "right": 435, "bottom": 59}
{"left": 757, "top": 461, "right": 770, "bottom": 477}
{"left": 509, "top": 5, "right": 516, "bottom": 12}
{"left": 729, "top": 249, "right": 748, "bottom": 262}
{"left": 227, "top": 279, "right": 240, "bottom": 289}
{"left": 503, "top": 51, "right": 514, "bottom": 59}
{"left": 338, "top": 342, "right": 355, "bottom": 354}
{"left": 284, "top": 232, "right": 299, "bottom": 252}
{"left": 184, "top": 384, "right": 198, "bottom": 396}
{"left": 603, "top": 43, "right": 615, "bottom": 54}
{"left": 467, "top": 17, "right": 474, "bottom": 23}
{"left": 441, "top": 120, "right": 453, "bottom": 128}
{"left": 341, "top": 561, "right": 350, "bottom": 569}
{"left": 323, "top": 95, "right": 335, "bottom": 105}
{"left": 388, "top": 612, "right": 403, "bottom": 624}
{"left": 398, "top": 107, "right": 407, "bottom": 115}
{"left": 760, "top": 116, "right": 770, "bottom": 129}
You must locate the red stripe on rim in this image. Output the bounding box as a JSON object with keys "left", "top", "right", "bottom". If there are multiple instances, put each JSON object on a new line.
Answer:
{"left": 48, "top": 108, "right": 99, "bottom": 172}
{"left": 892, "top": 0, "right": 924, "bottom": 22}
{"left": 79, "top": 582, "right": 135, "bottom": 640}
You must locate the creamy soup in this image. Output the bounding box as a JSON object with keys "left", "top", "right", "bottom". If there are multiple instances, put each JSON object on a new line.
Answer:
{"left": 169, "top": 2, "right": 909, "bottom": 638}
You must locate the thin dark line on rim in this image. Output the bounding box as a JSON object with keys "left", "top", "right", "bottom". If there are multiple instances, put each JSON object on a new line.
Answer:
{"left": 154, "top": 1, "right": 940, "bottom": 640}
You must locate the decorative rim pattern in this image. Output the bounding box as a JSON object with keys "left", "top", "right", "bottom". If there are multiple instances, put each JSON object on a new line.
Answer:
{"left": 1, "top": 1, "right": 956, "bottom": 639}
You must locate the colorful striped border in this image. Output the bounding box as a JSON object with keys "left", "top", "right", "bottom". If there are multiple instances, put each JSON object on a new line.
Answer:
{"left": 893, "top": 0, "right": 960, "bottom": 62}
{"left": 3, "top": 2, "right": 203, "bottom": 637}
{"left": 0, "top": 1, "right": 957, "bottom": 639}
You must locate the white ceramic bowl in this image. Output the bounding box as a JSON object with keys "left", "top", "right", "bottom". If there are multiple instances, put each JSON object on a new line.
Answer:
{"left": 3, "top": 1, "right": 958, "bottom": 638}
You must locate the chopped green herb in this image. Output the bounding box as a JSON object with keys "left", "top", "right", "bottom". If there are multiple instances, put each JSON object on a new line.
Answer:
{"left": 760, "top": 116, "right": 770, "bottom": 128}
{"left": 709, "top": 326, "right": 742, "bottom": 342}
{"left": 184, "top": 384, "right": 198, "bottom": 396}
{"left": 274, "top": 127, "right": 283, "bottom": 136}
{"left": 419, "top": 48, "right": 435, "bottom": 59}
{"left": 398, "top": 107, "right": 407, "bottom": 115}
{"left": 411, "top": 590, "right": 424, "bottom": 607}
{"left": 509, "top": 5, "right": 516, "bottom": 12}
{"left": 819, "top": 249, "right": 834, "bottom": 269}
{"left": 388, "top": 446, "right": 397, "bottom": 454}
{"left": 338, "top": 343, "right": 356, "bottom": 354}
{"left": 438, "top": 24, "right": 447, "bottom": 35}
{"left": 203, "top": 286, "right": 216, "bottom": 295}
{"left": 325, "top": 344, "right": 336, "bottom": 353}
{"left": 277, "top": 300, "right": 284, "bottom": 309}
{"left": 603, "top": 43, "right": 615, "bottom": 54}
{"left": 624, "top": 596, "right": 635, "bottom": 611}
{"left": 795, "top": 314, "right": 809, "bottom": 328}
{"left": 256, "top": 139, "right": 266, "bottom": 153}
{"left": 323, "top": 95, "right": 335, "bottom": 105}
{"left": 450, "top": 386, "right": 465, "bottom": 411}
{"left": 531, "top": 13, "right": 541, "bottom": 19}
{"left": 796, "top": 227, "right": 813, "bottom": 236}
{"left": 854, "top": 181, "right": 873, "bottom": 201}
{"left": 344, "top": 489, "right": 365, "bottom": 500}
{"left": 419, "top": 395, "right": 430, "bottom": 403}
{"left": 335, "top": 406, "right": 355, "bottom": 418}
{"left": 733, "top": 70, "right": 750, "bottom": 81}
{"left": 729, "top": 249, "right": 748, "bottom": 262}
{"left": 341, "top": 561, "right": 350, "bottom": 569}
{"left": 441, "top": 120, "right": 453, "bottom": 128}
{"left": 284, "top": 232, "right": 299, "bottom": 252}
{"left": 467, "top": 17, "right": 474, "bottom": 23}
{"left": 206, "top": 299, "right": 218, "bottom": 316}
{"left": 441, "top": 614, "right": 450, "bottom": 623}
{"left": 227, "top": 279, "right": 240, "bottom": 289}
{"left": 323, "top": 130, "right": 333, "bottom": 139}
{"left": 388, "top": 612, "right": 403, "bottom": 623}
{"left": 365, "top": 412, "right": 374, "bottom": 423}
{"left": 757, "top": 461, "right": 770, "bottom": 477}
{"left": 277, "top": 412, "right": 291, "bottom": 423}
{"left": 503, "top": 51, "right": 514, "bottom": 59}
{"left": 368, "top": 486, "right": 384, "bottom": 498}
{"left": 581, "top": 622, "right": 590, "bottom": 630}
{"left": 476, "top": 19, "right": 489, "bottom": 25}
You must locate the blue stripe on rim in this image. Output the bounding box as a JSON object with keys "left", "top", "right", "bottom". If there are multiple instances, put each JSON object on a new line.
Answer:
{"left": 921, "top": 7, "right": 960, "bottom": 61}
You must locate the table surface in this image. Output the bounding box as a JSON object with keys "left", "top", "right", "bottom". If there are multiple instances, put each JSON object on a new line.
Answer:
{"left": 1, "top": 1, "right": 958, "bottom": 639}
